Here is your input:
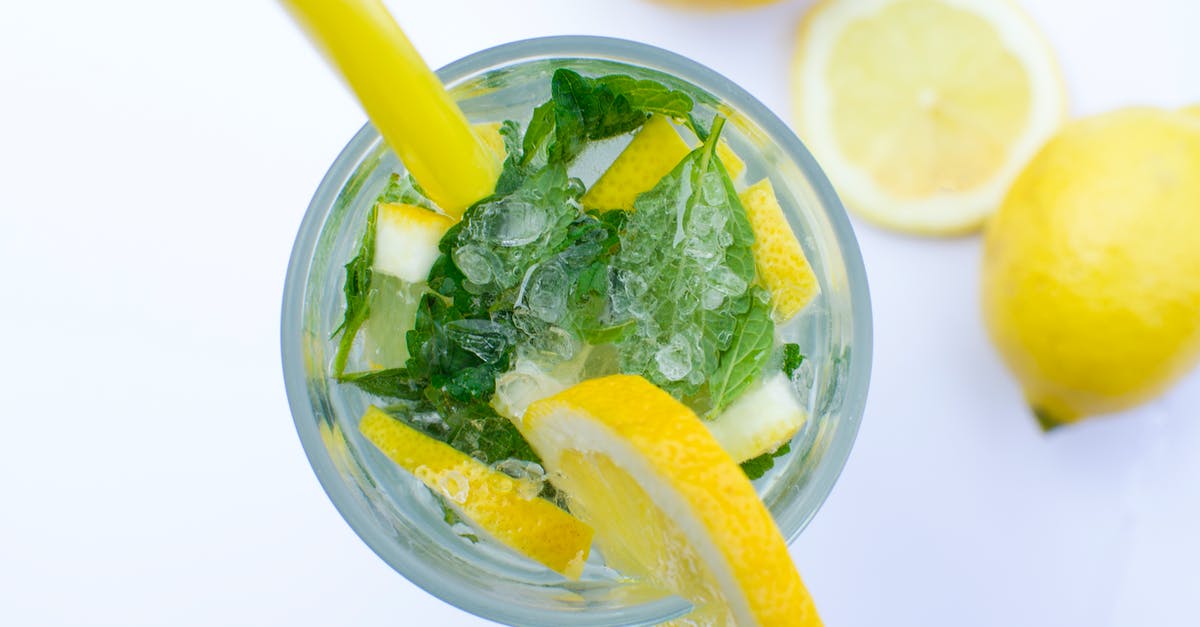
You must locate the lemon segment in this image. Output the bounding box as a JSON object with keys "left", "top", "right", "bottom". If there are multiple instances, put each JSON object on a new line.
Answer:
{"left": 982, "top": 108, "right": 1200, "bottom": 426}
{"left": 358, "top": 407, "right": 594, "bottom": 578}
{"left": 793, "top": 0, "right": 1066, "bottom": 234}
{"left": 372, "top": 202, "right": 454, "bottom": 283}
{"left": 582, "top": 115, "right": 747, "bottom": 211}
{"left": 740, "top": 179, "right": 820, "bottom": 320}
{"left": 716, "top": 140, "right": 747, "bottom": 181}
{"left": 521, "top": 375, "right": 820, "bottom": 626}
{"left": 583, "top": 115, "right": 692, "bottom": 211}
{"left": 707, "top": 374, "right": 807, "bottom": 463}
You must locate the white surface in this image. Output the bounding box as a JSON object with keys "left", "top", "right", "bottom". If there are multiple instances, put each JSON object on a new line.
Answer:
{"left": 1, "top": 1, "right": 1197, "bottom": 625}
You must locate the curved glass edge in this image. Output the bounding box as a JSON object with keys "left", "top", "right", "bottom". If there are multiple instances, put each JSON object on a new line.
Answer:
{"left": 281, "top": 35, "right": 872, "bottom": 627}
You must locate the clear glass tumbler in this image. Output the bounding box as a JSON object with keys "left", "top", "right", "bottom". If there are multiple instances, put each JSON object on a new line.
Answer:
{"left": 281, "top": 35, "right": 871, "bottom": 627}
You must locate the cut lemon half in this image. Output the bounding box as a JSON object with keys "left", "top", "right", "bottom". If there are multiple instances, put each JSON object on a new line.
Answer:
{"left": 792, "top": 0, "right": 1066, "bottom": 234}
{"left": 583, "top": 115, "right": 746, "bottom": 212}
{"left": 740, "top": 179, "right": 820, "bottom": 321}
{"left": 521, "top": 375, "right": 820, "bottom": 625}
{"left": 359, "top": 407, "right": 594, "bottom": 578}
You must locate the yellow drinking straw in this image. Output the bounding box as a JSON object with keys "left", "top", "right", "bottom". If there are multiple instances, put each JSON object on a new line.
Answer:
{"left": 281, "top": 0, "right": 500, "bottom": 217}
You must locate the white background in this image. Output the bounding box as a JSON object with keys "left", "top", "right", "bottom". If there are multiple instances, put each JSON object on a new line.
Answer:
{"left": 2, "top": 1, "right": 1198, "bottom": 625}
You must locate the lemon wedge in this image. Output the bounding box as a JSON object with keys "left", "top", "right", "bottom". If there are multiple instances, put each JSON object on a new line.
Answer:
{"left": 372, "top": 202, "right": 454, "bottom": 283}
{"left": 583, "top": 115, "right": 746, "bottom": 212}
{"left": 359, "top": 407, "right": 594, "bottom": 578}
{"left": 521, "top": 375, "right": 820, "bottom": 625}
{"left": 739, "top": 179, "right": 820, "bottom": 321}
{"left": 792, "top": 0, "right": 1066, "bottom": 234}
{"left": 706, "top": 373, "right": 807, "bottom": 463}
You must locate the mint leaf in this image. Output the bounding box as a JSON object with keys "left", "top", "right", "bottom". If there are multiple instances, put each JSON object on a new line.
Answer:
{"left": 339, "top": 368, "right": 425, "bottom": 400}
{"left": 379, "top": 172, "right": 435, "bottom": 210}
{"left": 740, "top": 442, "right": 791, "bottom": 480}
{"left": 707, "top": 289, "right": 775, "bottom": 415}
{"left": 593, "top": 74, "right": 694, "bottom": 120}
{"left": 610, "top": 118, "right": 758, "bottom": 399}
{"left": 546, "top": 69, "right": 695, "bottom": 163}
{"left": 782, "top": 343, "right": 805, "bottom": 378}
{"left": 331, "top": 203, "right": 379, "bottom": 378}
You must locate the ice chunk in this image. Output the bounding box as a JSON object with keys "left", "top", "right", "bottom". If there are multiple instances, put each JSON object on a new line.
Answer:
{"left": 526, "top": 261, "right": 569, "bottom": 323}
{"left": 655, "top": 334, "right": 694, "bottom": 382}
{"left": 444, "top": 319, "right": 515, "bottom": 363}
{"left": 452, "top": 244, "right": 500, "bottom": 285}
{"left": 473, "top": 198, "right": 549, "bottom": 247}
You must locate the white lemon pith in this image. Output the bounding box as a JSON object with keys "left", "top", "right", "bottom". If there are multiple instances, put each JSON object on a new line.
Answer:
{"left": 372, "top": 202, "right": 454, "bottom": 283}
{"left": 793, "top": 0, "right": 1065, "bottom": 234}
{"left": 707, "top": 373, "right": 807, "bottom": 463}
{"left": 520, "top": 375, "right": 821, "bottom": 626}
{"left": 358, "top": 407, "right": 594, "bottom": 578}
{"left": 982, "top": 108, "right": 1200, "bottom": 427}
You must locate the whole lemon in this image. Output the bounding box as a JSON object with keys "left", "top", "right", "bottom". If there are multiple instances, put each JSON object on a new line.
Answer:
{"left": 982, "top": 108, "right": 1200, "bottom": 429}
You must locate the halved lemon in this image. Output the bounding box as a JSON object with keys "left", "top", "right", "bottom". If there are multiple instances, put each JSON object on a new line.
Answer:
{"left": 359, "top": 407, "right": 594, "bottom": 578}
{"left": 520, "top": 375, "right": 820, "bottom": 625}
{"left": 792, "top": 0, "right": 1066, "bottom": 234}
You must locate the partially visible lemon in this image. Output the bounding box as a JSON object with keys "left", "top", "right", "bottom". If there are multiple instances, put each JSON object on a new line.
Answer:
{"left": 359, "top": 407, "right": 594, "bottom": 578}
{"left": 1182, "top": 104, "right": 1200, "bottom": 120}
{"left": 982, "top": 108, "right": 1200, "bottom": 428}
{"left": 740, "top": 178, "right": 820, "bottom": 321}
{"left": 521, "top": 375, "right": 821, "bottom": 625}
{"left": 792, "top": 0, "right": 1066, "bottom": 234}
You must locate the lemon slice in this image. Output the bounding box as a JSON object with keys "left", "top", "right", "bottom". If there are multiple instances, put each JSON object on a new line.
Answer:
{"left": 706, "top": 373, "right": 807, "bottom": 463}
{"left": 359, "top": 407, "right": 594, "bottom": 578}
{"left": 521, "top": 375, "right": 820, "bottom": 625}
{"left": 740, "top": 179, "right": 820, "bottom": 321}
{"left": 583, "top": 115, "right": 746, "bottom": 212}
{"left": 792, "top": 0, "right": 1066, "bottom": 234}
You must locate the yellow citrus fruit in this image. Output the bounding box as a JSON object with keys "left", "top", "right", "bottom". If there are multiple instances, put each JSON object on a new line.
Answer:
{"left": 583, "top": 115, "right": 746, "bottom": 212}
{"left": 372, "top": 202, "right": 454, "bottom": 283}
{"left": 706, "top": 373, "right": 807, "bottom": 463}
{"left": 358, "top": 407, "right": 594, "bottom": 578}
{"left": 792, "top": 0, "right": 1066, "bottom": 234}
{"left": 1181, "top": 104, "right": 1200, "bottom": 120}
{"left": 982, "top": 108, "right": 1200, "bottom": 428}
{"left": 740, "top": 178, "right": 820, "bottom": 321}
{"left": 520, "top": 375, "right": 820, "bottom": 625}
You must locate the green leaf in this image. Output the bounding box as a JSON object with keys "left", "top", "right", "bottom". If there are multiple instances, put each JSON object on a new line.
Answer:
{"left": 545, "top": 69, "right": 695, "bottom": 164}
{"left": 378, "top": 172, "right": 435, "bottom": 210}
{"left": 610, "top": 117, "right": 759, "bottom": 399}
{"left": 339, "top": 368, "right": 425, "bottom": 400}
{"left": 707, "top": 290, "right": 775, "bottom": 415}
{"left": 740, "top": 442, "right": 791, "bottom": 480}
{"left": 782, "top": 343, "right": 805, "bottom": 378}
{"left": 331, "top": 203, "right": 379, "bottom": 378}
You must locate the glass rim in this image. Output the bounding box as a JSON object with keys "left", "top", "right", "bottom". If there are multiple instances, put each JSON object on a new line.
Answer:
{"left": 281, "top": 34, "right": 872, "bottom": 626}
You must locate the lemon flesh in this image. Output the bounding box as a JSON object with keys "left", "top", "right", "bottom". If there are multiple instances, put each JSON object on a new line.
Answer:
{"left": 793, "top": 0, "right": 1065, "bottom": 234}
{"left": 521, "top": 375, "right": 820, "bottom": 626}
{"left": 359, "top": 408, "right": 594, "bottom": 578}
{"left": 982, "top": 108, "right": 1200, "bottom": 427}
